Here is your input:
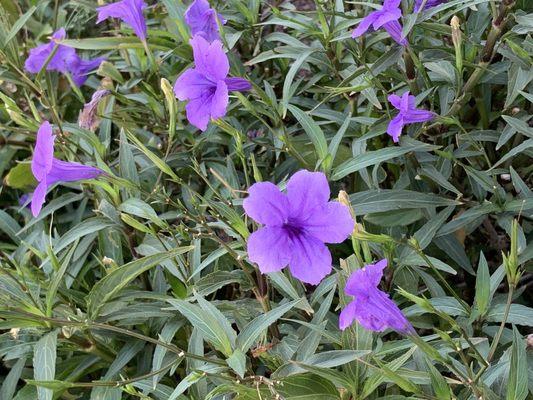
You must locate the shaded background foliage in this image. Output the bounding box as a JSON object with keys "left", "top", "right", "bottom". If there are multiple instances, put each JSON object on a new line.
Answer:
{"left": 0, "top": 0, "right": 532, "bottom": 399}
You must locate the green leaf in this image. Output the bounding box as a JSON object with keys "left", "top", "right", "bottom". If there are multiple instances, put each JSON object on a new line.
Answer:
{"left": 4, "top": 163, "right": 36, "bottom": 189}
{"left": 227, "top": 349, "right": 246, "bottom": 378}
{"left": 33, "top": 331, "right": 57, "bottom": 400}
{"left": 506, "top": 326, "right": 528, "bottom": 400}
{"left": 331, "top": 140, "right": 438, "bottom": 180}
{"left": 287, "top": 104, "right": 328, "bottom": 163}
{"left": 474, "top": 252, "right": 491, "bottom": 316}
{"left": 237, "top": 299, "right": 300, "bottom": 353}
{"left": 1, "top": 357, "right": 26, "bottom": 400}
{"left": 486, "top": 304, "right": 533, "bottom": 327}
{"left": 349, "top": 190, "right": 459, "bottom": 215}
{"left": 87, "top": 246, "right": 193, "bottom": 318}
{"left": 167, "top": 299, "right": 234, "bottom": 356}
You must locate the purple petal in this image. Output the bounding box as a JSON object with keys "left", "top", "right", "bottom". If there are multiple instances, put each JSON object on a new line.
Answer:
{"left": 286, "top": 170, "right": 330, "bottom": 221}
{"left": 190, "top": 35, "right": 229, "bottom": 81}
{"left": 388, "top": 94, "right": 402, "bottom": 110}
{"left": 243, "top": 182, "right": 289, "bottom": 226}
{"left": 288, "top": 233, "right": 332, "bottom": 285}
{"left": 383, "top": 21, "right": 408, "bottom": 46}
{"left": 400, "top": 92, "right": 411, "bottom": 112}
{"left": 402, "top": 109, "right": 435, "bottom": 124}
{"left": 70, "top": 57, "right": 105, "bottom": 86}
{"left": 372, "top": 9, "right": 402, "bottom": 29}
{"left": 97, "top": 0, "right": 147, "bottom": 40}
{"left": 344, "top": 259, "right": 387, "bottom": 296}
{"left": 185, "top": 0, "right": 224, "bottom": 42}
{"left": 387, "top": 114, "right": 404, "bottom": 142}
{"left": 210, "top": 80, "right": 228, "bottom": 120}
{"left": 415, "top": 0, "right": 447, "bottom": 11}
{"left": 339, "top": 300, "right": 357, "bottom": 330}
{"left": 358, "top": 290, "right": 414, "bottom": 334}
{"left": 32, "top": 121, "right": 55, "bottom": 181}
{"left": 352, "top": 13, "right": 378, "bottom": 38}
{"left": 303, "top": 201, "right": 354, "bottom": 243}
{"left": 225, "top": 77, "right": 252, "bottom": 92}
{"left": 185, "top": 96, "right": 212, "bottom": 131}
{"left": 46, "top": 159, "right": 103, "bottom": 185}
{"left": 31, "top": 180, "right": 48, "bottom": 217}
{"left": 383, "top": 0, "right": 402, "bottom": 9}
{"left": 173, "top": 68, "right": 215, "bottom": 101}
{"left": 247, "top": 226, "right": 291, "bottom": 273}
{"left": 25, "top": 29, "right": 78, "bottom": 74}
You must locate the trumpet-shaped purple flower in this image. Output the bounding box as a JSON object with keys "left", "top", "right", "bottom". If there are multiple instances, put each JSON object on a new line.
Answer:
{"left": 352, "top": 0, "right": 407, "bottom": 46}
{"left": 30, "top": 121, "right": 103, "bottom": 217}
{"left": 25, "top": 29, "right": 104, "bottom": 86}
{"left": 339, "top": 259, "right": 414, "bottom": 334}
{"left": 243, "top": 170, "right": 354, "bottom": 285}
{"left": 97, "top": 0, "right": 148, "bottom": 40}
{"left": 414, "top": 0, "right": 447, "bottom": 11}
{"left": 185, "top": 0, "right": 226, "bottom": 42}
{"left": 387, "top": 91, "right": 434, "bottom": 142}
{"left": 173, "top": 35, "right": 251, "bottom": 131}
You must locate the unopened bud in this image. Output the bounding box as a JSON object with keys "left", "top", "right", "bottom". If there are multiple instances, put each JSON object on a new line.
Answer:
{"left": 450, "top": 16, "right": 463, "bottom": 73}
{"left": 338, "top": 190, "right": 356, "bottom": 221}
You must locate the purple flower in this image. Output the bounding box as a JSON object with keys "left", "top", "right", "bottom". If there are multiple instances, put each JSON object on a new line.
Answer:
{"left": 339, "top": 259, "right": 414, "bottom": 334}
{"left": 79, "top": 89, "right": 111, "bottom": 131}
{"left": 30, "top": 121, "right": 103, "bottom": 217}
{"left": 243, "top": 170, "right": 354, "bottom": 285}
{"left": 387, "top": 91, "right": 434, "bottom": 142}
{"left": 97, "top": 0, "right": 148, "bottom": 40}
{"left": 25, "top": 29, "right": 104, "bottom": 86}
{"left": 414, "top": 0, "right": 447, "bottom": 11}
{"left": 173, "top": 35, "right": 251, "bottom": 131}
{"left": 352, "top": 0, "right": 407, "bottom": 46}
{"left": 185, "top": 0, "right": 226, "bottom": 42}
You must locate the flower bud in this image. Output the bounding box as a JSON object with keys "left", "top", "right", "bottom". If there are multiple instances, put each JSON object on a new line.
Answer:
{"left": 450, "top": 16, "right": 463, "bottom": 73}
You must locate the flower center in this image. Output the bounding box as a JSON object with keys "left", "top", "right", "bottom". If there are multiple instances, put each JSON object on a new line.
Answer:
{"left": 282, "top": 222, "right": 304, "bottom": 239}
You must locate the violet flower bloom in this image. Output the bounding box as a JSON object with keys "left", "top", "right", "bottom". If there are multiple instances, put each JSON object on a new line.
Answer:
{"left": 387, "top": 91, "right": 434, "bottom": 142}
{"left": 339, "top": 259, "right": 414, "bottom": 334}
{"left": 173, "top": 35, "right": 251, "bottom": 131}
{"left": 30, "top": 121, "right": 103, "bottom": 217}
{"left": 25, "top": 29, "right": 104, "bottom": 86}
{"left": 97, "top": 0, "right": 148, "bottom": 40}
{"left": 414, "top": 0, "right": 447, "bottom": 11}
{"left": 243, "top": 170, "right": 354, "bottom": 285}
{"left": 185, "top": 0, "right": 226, "bottom": 42}
{"left": 352, "top": 0, "right": 407, "bottom": 46}
{"left": 79, "top": 89, "right": 111, "bottom": 131}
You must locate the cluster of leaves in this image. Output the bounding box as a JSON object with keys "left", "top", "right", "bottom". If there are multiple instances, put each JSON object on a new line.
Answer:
{"left": 0, "top": 0, "right": 532, "bottom": 399}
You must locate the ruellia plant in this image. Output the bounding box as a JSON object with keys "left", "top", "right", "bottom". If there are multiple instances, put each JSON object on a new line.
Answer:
{"left": 0, "top": 0, "right": 531, "bottom": 399}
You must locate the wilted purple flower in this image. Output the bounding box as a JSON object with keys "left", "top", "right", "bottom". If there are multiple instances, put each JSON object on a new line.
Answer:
{"left": 30, "top": 121, "right": 103, "bottom": 217}
{"left": 243, "top": 170, "right": 354, "bottom": 285}
{"left": 414, "top": 0, "right": 447, "bottom": 11}
{"left": 78, "top": 89, "right": 111, "bottom": 131}
{"left": 185, "top": 0, "right": 226, "bottom": 42}
{"left": 339, "top": 259, "right": 414, "bottom": 334}
{"left": 352, "top": 0, "right": 407, "bottom": 46}
{"left": 97, "top": 0, "right": 148, "bottom": 40}
{"left": 387, "top": 91, "right": 434, "bottom": 142}
{"left": 173, "top": 35, "right": 251, "bottom": 131}
{"left": 25, "top": 29, "right": 104, "bottom": 86}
